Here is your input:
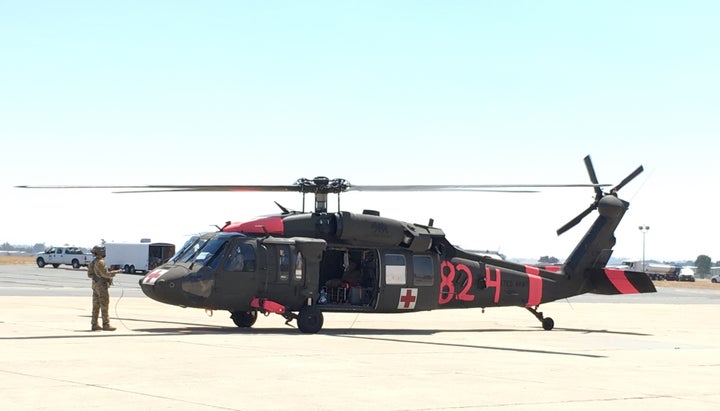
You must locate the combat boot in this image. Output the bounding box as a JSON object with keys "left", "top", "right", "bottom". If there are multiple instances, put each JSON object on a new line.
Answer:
{"left": 91, "top": 324, "right": 102, "bottom": 331}
{"left": 102, "top": 324, "right": 116, "bottom": 331}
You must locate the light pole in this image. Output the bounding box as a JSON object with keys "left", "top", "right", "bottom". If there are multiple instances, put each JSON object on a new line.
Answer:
{"left": 638, "top": 225, "right": 650, "bottom": 272}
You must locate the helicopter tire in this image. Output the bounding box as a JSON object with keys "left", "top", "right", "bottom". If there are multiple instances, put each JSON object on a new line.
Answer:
{"left": 297, "top": 306, "right": 324, "bottom": 334}
{"left": 231, "top": 311, "right": 258, "bottom": 328}
{"left": 542, "top": 317, "right": 554, "bottom": 331}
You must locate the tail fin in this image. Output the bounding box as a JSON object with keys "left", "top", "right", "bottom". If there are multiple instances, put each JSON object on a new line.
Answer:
{"left": 561, "top": 195, "right": 629, "bottom": 293}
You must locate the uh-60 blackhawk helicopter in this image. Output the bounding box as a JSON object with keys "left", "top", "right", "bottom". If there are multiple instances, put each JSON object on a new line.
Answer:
{"left": 18, "top": 155, "right": 655, "bottom": 333}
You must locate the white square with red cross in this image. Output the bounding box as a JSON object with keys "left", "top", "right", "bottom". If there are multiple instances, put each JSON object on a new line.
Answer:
{"left": 397, "top": 288, "right": 418, "bottom": 310}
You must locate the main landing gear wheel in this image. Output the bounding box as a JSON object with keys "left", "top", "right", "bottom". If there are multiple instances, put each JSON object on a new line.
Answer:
{"left": 231, "top": 311, "right": 258, "bottom": 328}
{"left": 297, "top": 305, "right": 324, "bottom": 334}
{"left": 526, "top": 306, "right": 554, "bottom": 331}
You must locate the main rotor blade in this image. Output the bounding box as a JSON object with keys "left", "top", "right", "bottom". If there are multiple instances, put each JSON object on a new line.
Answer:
{"left": 556, "top": 204, "right": 596, "bottom": 236}
{"left": 15, "top": 184, "right": 302, "bottom": 193}
{"left": 17, "top": 183, "right": 609, "bottom": 194}
{"left": 611, "top": 165, "right": 644, "bottom": 193}
{"left": 584, "top": 155, "right": 604, "bottom": 199}
{"left": 347, "top": 183, "right": 608, "bottom": 192}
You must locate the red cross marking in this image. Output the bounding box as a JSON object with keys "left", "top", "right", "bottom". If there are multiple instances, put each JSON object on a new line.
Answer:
{"left": 399, "top": 288, "right": 417, "bottom": 308}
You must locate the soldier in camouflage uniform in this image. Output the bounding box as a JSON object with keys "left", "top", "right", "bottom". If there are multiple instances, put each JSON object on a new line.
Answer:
{"left": 88, "top": 245, "right": 118, "bottom": 331}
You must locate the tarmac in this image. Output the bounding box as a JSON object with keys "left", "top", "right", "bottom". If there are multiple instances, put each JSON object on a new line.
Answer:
{"left": 1, "top": 266, "right": 720, "bottom": 410}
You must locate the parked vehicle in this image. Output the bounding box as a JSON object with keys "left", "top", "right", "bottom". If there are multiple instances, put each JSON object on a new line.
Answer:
{"left": 105, "top": 242, "right": 175, "bottom": 274}
{"left": 622, "top": 261, "right": 679, "bottom": 280}
{"left": 36, "top": 246, "right": 93, "bottom": 269}
{"left": 678, "top": 267, "right": 695, "bottom": 282}
{"left": 712, "top": 275, "right": 720, "bottom": 283}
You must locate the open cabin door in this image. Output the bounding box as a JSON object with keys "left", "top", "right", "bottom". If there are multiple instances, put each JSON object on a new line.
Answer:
{"left": 318, "top": 247, "right": 380, "bottom": 310}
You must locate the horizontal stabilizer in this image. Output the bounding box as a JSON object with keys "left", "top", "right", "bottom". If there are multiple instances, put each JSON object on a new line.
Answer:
{"left": 589, "top": 268, "right": 657, "bottom": 295}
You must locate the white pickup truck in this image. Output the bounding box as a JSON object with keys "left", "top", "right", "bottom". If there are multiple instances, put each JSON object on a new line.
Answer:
{"left": 36, "top": 246, "right": 93, "bottom": 269}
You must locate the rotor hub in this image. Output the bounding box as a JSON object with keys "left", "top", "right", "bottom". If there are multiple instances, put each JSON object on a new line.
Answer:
{"left": 295, "top": 177, "right": 350, "bottom": 194}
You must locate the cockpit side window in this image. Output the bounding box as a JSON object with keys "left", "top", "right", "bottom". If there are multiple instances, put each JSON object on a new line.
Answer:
{"left": 224, "top": 243, "right": 257, "bottom": 272}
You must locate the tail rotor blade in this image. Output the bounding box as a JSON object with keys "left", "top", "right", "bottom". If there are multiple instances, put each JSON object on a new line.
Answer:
{"left": 557, "top": 204, "right": 596, "bottom": 236}
{"left": 584, "top": 155, "right": 603, "bottom": 199}
{"left": 611, "top": 165, "right": 644, "bottom": 193}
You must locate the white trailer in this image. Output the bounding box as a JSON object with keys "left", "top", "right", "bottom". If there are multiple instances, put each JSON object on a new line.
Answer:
{"left": 105, "top": 242, "right": 175, "bottom": 274}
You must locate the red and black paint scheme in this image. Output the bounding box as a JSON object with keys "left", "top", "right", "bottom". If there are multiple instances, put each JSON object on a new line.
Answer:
{"left": 17, "top": 156, "right": 654, "bottom": 333}
{"left": 132, "top": 156, "right": 655, "bottom": 333}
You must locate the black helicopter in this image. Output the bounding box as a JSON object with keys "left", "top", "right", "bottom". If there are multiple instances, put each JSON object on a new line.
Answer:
{"left": 19, "top": 156, "right": 655, "bottom": 333}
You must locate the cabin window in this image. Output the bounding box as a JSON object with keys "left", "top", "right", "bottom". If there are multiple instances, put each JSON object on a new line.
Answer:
{"left": 413, "top": 255, "right": 434, "bottom": 286}
{"left": 294, "top": 251, "right": 304, "bottom": 281}
{"left": 384, "top": 253, "right": 406, "bottom": 285}
{"left": 278, "top": 246, "right": 290, "bottom": 282}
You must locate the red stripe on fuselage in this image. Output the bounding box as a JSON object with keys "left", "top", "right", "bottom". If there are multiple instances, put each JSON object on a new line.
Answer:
{"left": 524, "top": 265, "right": 543, "bottom": 307}
{"left": 223, "top": 216, "right": 284, "bottom": 235}
{"left": 604, "top": 268, "right": 640, "bottom": 294}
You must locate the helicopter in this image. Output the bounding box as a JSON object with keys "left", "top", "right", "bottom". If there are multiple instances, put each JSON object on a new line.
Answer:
{"left": 18, "top": 155, "right": 655, "bottom": 333}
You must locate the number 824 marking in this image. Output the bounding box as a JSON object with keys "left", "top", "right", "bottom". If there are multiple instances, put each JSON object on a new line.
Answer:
{"left": 438, "top": 261, "right": 501, "bottom": 305}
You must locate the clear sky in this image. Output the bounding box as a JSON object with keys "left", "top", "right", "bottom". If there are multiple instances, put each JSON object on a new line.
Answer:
{"left": 1, "top": 1, "right": 718, "bottom": 263}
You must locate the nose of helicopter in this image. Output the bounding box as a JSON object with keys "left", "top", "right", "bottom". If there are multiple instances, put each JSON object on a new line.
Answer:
{"left": 139, "top": 266, "right": 200, "bottom": 307}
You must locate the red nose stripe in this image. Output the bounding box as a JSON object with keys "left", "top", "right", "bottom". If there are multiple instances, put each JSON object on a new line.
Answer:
{"left": 604, "top": 268, "right": 640, "bottom": 294}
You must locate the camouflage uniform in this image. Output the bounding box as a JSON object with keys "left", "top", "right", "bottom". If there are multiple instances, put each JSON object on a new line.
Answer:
{"left": 89, "top": 253, "right": 116, "bottom": 331}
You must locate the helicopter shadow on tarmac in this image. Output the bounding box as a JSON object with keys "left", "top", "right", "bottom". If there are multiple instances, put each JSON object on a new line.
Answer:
{"left": 2, "top": 315, "right": 652, "bottom": 359}
{"left": 97, "top": 313, "right": 653, "bottom": 340}
{"left": 111, "top": 315, "right": 654, "bottom": 358}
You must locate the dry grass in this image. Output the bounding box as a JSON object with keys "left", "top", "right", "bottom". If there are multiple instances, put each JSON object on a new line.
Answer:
{"left": 0, "top": 255, "right": 35, "bottom": 265}
{"left": 652, "top": 278, "right": 718, "bottom": 290}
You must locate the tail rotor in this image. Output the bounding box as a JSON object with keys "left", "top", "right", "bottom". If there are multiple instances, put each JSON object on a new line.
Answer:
{"left": 556, "top": 155, "right": 643, "bottom": 236}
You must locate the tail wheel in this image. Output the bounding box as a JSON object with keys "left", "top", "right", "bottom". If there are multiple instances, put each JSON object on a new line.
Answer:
{"left": 230, "top": 311, "right": 258, "bottom": 328}
{"left": 542, "top": 317, "right": 555, "bottom": 331}
{"left": 297, "top": 305, "right": 324, "bottom": 334}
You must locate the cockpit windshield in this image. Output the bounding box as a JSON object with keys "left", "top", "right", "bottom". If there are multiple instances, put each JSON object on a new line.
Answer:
{"left": 170, "top": 235, "right": 204, "bottom": 263}
{"left": 173, "top": 237, "right": 209, "bottom": 263}
{"left": 174, "top": 233, "right": 242, "bottom": 268}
